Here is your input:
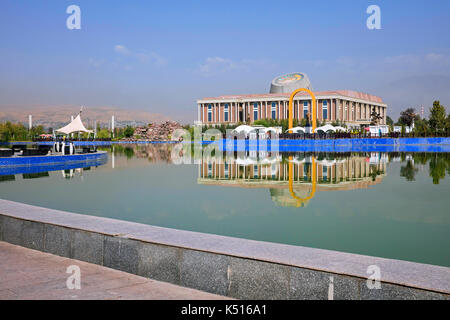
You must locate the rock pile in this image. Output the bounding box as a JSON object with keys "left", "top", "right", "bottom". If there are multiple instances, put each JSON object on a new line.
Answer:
{"left": 129, "top": 121, "right": 183, "bottom": 141}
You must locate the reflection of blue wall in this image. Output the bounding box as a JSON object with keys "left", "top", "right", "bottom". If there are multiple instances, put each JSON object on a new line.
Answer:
{"left": 0, "top": 141, "right": 179, "bottom": 146}
{"left": 0, "top": 156, "right": 107, "bottom": 176}
{"left": 217, "top": 138, "right": 450, "bottom": 153}
{"left": 0, "top": 151, "right": 108, "bottom": 168}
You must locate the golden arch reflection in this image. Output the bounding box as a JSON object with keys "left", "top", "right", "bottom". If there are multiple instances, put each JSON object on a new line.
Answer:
{"left": 288, "top": 156, "right": 316, "bottom": 207}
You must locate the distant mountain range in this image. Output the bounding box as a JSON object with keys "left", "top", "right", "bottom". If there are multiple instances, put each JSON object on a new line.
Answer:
{"left": 0, "top": 105, "right": 171, "bottom": 129}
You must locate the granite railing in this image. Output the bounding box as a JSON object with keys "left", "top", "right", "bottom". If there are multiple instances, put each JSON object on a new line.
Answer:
{"left": 0, "top": 199, "right": 448, "bottom": 300}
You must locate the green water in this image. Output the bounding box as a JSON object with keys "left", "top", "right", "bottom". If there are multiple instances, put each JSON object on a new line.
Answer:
{"left": 1, "top": 145, "right": 449, "bottom": 267}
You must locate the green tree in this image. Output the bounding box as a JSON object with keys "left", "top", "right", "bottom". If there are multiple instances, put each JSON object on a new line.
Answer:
{"left": 30, "top": 125, "right": 45, "bottom": 138}
{"left": 398, "top": 108, "right": 419, "bottom": 127}
{"left": 413, "top": 118, "right": 429, "bottom": 137}
{"left": 124, "top": 126, "right": 135, "bottom": 138}
{"left": 386, "top": 116, "right": 394, "bottom": 126}
{"left": 0, "top": 122, "right": 10, "bottom": 141}
{"left": 446, "top": 114, "right": 450, "bottom": 135}
{"left": 429, "top": 101, "right": 447, "bottom": 134}
{"left": 96, "top": 128, "right": 110, "bottom": 139}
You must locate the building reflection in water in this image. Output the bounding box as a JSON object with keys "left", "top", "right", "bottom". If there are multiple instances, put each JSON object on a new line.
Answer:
{"left": 198, "top": 151, "right": 387, "bottom": 207}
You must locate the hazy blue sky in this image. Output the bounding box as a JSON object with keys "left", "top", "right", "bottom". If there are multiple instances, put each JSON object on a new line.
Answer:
{"left": 1, "top": 0, "right": 449, "bottom": 122}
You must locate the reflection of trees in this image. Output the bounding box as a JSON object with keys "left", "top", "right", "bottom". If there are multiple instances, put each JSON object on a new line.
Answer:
{"left": 395, "top": 153, "right": 450, "bottom": 184}
{"left": 407, "top": 153, "right": 450, "bottom": 185}
{"left": 429, "top": 154, "right": 447, "bottom": 185}
{"left": 110, "top": 145, "right": 135, "bottom": 159}
{"left": 400, "top": 160, "right": 418, "bottom": 181}
{"left": 412, "top": 153, "right": 430, "bottom": 165}
{"left": 110, "top": 144, "right": 173, "bottom": 163}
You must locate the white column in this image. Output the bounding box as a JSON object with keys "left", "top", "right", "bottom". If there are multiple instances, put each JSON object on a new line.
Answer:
{"left": 246, "top": 102, "right": 249, "bottom": 122}
{"left": 343, "top": 100, "right": 346, "bottom": 121}
{"left": 112, "top": 146, "right": 115, "bottom": 169}
{"left": 197, "top": 104, "right": 201, "bottom": 122}
{"left": 279, "top": 101, "right": 282, "bottom": 120}
{"left": 259, "top": 101, "right": 262, "bottom": 120}
{"left": 330, "top": 99, "right": 333, "bottom": 121}
{"left": 278, "top": 101, "right": 281, "bottom": 120}
{"left": 232, "top": 103, "right": 234, "bottom": 123}
{"left": 215, "top": 103, "right": 218, "bottom": 123}
{"left": 265, "top": 101, "right": 268, "bottom": 119}
{"left": 218, "top": 103, "right": 221, "bottom": 123}
{"left": 111, "top": 115, "right": 115, "bottom": 138}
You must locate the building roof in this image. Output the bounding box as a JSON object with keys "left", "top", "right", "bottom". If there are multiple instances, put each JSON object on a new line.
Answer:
{"left": 200, "top": 90, "right": 383, "bottom": 104}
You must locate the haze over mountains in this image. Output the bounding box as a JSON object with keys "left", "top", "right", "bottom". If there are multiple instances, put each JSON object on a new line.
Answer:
{"left": 0, "top": 105, "right": 170, "bottom": 129}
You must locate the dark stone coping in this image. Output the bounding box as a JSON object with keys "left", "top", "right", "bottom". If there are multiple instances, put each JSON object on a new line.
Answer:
{"left": 0, "top": 199, "right": 449, "bottom": 295}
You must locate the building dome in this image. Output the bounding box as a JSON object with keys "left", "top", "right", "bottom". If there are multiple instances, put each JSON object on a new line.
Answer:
{"left": 269, "top": 72, "right": 312, "bottom": 94}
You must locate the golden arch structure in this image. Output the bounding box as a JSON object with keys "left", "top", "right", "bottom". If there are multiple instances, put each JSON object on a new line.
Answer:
{"left": 288, "top": 88, "right": 317, "bottom": 133}
{"left": 288, "top": 156, "right": 317, "bottom": 207}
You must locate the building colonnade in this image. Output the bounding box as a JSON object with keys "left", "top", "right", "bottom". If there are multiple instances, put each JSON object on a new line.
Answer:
{"left": 197, "top": 96, "right": 387, "bottom": 126}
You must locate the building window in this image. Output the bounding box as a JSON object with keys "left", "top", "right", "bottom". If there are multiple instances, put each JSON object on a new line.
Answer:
{"left": 224, "top": 104, "right": 229, "bottom": 122}
{"left": 208, "top": 163, "right": 212, "bottom": 177}
{"left": 253, "top": 103, "right": 258, "bottom": 121}
{"left": 303, "top": 101, "right": 308, "bottom": 118}
{"left": 271, "top": 102, "right": 276, "bottom": 119}
{"left": 225, "top": 163, "right": 229, "bottom": 178}
{"left": 208, "top": 104, "right": 212, "bottom": 122}
{"left": 253, "top": 164, "right": 258, "bottom": 178}
{"left": 323, "top": 100, "right": 328, "bottom": 120}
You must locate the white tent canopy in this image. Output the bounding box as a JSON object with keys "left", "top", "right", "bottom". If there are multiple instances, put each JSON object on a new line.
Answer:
{"left": 232, "top": 125, "right": 257, "bottom": 136}
{"left": 314, "top": 124, "right": 337, "bottom": 133}
{"left": 286, "top": 126, "right": 306, "bottom": 133}
{"left": 261, "top": 127, "right": 281, "bottom": 134}
{"left": 312, "top": 124, "right": 348, "bottom": 133}
{"left": 56, "top": 114, "right": 93, "bottom": 135}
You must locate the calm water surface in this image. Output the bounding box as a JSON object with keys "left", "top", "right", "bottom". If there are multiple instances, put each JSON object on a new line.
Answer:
{"left": 1, "top": 144, "right": 449, "bottom": 267}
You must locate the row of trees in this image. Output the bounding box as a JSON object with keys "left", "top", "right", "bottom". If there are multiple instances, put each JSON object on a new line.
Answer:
{"left": 386, "top": 101, "right": 449, "bottom": 135}
{"left": 0, "top": 122, "right": 45, "bottom": 142}
{"left": 0, "top": 121, "right": 135, "bottom": 142}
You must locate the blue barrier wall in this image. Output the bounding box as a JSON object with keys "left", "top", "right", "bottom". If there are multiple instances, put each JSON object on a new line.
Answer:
{"left": 0, "top": 151, "right": 108, "bottom": 167}
{"left": 0, "top": 141, "right": 179, "bottom": 147}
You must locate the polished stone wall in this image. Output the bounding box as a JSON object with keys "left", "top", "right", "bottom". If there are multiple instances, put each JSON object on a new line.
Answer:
{"left": 0, "top": 200, "right": 448, "bottom": 300}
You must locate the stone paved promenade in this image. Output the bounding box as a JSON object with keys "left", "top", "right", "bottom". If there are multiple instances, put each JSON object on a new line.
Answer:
{"left": 0, "top": 241, "right": 229, "bottom": 300}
